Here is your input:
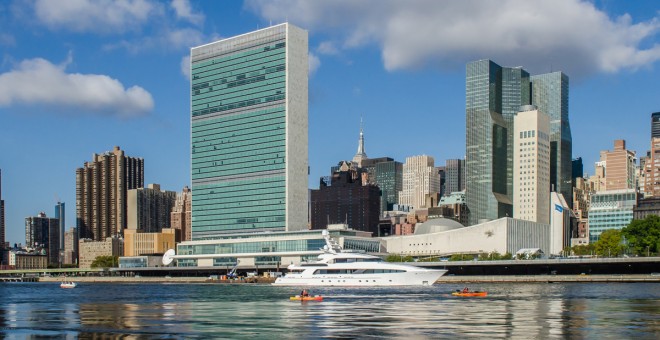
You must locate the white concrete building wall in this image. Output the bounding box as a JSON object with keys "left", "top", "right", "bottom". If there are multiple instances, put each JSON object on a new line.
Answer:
{"left": 513, "top": 108, "right": 551, "bottom": 224}
{"left": 285, "top": 23, "right": 309, "bottom": 232}
{"left": 382, "top": 218, "right": 551, "bottom": 256}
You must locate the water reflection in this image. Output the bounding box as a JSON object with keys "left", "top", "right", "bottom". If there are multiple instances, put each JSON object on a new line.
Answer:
{"left": 0, "top": 283, "right": 659, "bottom": 338}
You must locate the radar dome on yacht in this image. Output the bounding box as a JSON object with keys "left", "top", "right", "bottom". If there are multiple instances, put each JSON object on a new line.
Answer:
{"left": 414, "top": 218, "right": 464, "bottom": 235}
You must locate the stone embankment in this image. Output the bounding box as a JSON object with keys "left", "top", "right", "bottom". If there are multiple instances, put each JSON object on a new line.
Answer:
{"left": 38, "top": 276, "right": 277, "bottom": 284}
{"left": 438, "top": 274, "right": 660, "bottom": 283}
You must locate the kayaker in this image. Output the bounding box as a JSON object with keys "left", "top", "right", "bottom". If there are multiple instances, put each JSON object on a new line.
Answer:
{"left": 301, "top": 289, "right": 310, "bottom": 297}
{"left": 462, "top": 287, "right": 469, "bottom": 293}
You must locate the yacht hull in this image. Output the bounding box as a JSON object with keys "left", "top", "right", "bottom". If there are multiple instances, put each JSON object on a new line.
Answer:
{"left": 273, "top": 270, "right": 446, "bottom": 286}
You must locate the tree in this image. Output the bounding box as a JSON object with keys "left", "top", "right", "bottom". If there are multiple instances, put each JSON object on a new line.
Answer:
{"left": 501, "top": 252, "right": 513, "bottom": 260}
{"left": 593, "top": 229, "right": 624, "bottom": 257}
{"left": 385, "top": 254, "right": 413, "bottom": 262}
{"left": 571, "top": 244, "right": 595, "bottom": 256}
{"left": 622, "top": 215, "right": 660, "bottom": 256}
{"left": 91, "top": 255, "right": 118, "bottom": 268}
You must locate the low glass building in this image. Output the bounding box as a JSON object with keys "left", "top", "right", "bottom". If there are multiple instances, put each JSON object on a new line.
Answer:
{"left": 172, "top": 226, "right": 380, "bottom": 268}
{"left": 588, "top": 189, "right": 637, "bottom": 243}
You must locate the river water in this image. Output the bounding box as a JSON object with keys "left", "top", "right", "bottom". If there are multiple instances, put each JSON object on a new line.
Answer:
{"left": 1, "top": 282, "right": 659, "bottom": 339}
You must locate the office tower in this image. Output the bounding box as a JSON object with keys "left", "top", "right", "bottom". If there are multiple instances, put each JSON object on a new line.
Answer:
{"left": 373, "top": 159, "right": 403, "bottom": 213}
{"left": 466, "top": 60, "right": 572, "bottom": 225}
{"left": 652, "top": 112, "right": 660, "bottom": 138}
{"left": 54, "top": 201, "right": 65, "bottom": 258}
{"left": 645, "top": 113, "right": 660, "bottom": 197}
{"left": 437, "top": 166, "right": 446, "bottom": 197}
{"left": 360, "top": 157, "right": 402, "bottom": 213}
{"left": 531, "top": 72, "right": 572, "bottom": 208}
{"left": 398, "top": 155, "right": 440, "bottom": 210}
{"left": 465, "top": 60, "right": 518, "bottom": 224}
{"left": 25, "top": 212, "right": 60, "bottom": 265}
{"left": 76, "top": 146, "right": 144, "bottom": 241}
{"left": 171, "top": 186, "right": 192, "bottom": 241}
{"left": 572, "top": 157, "right": 583, "bottom": 186}
{"left": 600, "top": 140, "right": 637, "bottom": 191}
{"left": 127, "top": 184, "right": 177, "bottom": 233}
{"left": 0, "top": 169, "right": 5, "bottom": 249}
{"left": 444, "top": 159, "right": 465, "bottom": 195}
{"left": 190, "top": 23, "right": 308, "bottom": 238}
{"left": 310, "top": 168, "right": 381, "bottom": 235}
{"left": 63, "top": 227, "right": 78, "bottom": 265}
{"left": 513, "top": 106, "right": 551, "bottom": 224}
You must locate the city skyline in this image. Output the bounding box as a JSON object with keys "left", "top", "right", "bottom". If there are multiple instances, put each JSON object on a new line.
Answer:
{"left": 2, "top": 1, "right": 660, "bottom": 244}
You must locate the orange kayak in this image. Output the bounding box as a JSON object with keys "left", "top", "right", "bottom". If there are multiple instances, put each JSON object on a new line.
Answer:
{"left": 452, "top": 291, "right": 487, "bottom": 297}
{"left": 290, "top": 295, "right": 323, "bottom": 301}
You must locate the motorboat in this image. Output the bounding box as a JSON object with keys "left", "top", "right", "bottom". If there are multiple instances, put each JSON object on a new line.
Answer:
{"left": 60, "top": 281, "right": 77, "bottom": 289}
{"left": 273, "top": 230, "right": 447, "bottom": 286}
{"left": 452, "top": 290, "right": 487, "bottom": 297}
{"left": 290, "top": 295, "right": 323, "bottom": 301}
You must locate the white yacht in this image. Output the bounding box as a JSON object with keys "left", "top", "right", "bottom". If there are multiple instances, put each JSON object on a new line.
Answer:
{"left": 273, "top": 231, "right": 447, "bottom": 286}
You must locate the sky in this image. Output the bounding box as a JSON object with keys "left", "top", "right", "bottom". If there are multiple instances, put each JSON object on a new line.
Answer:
{"left": 1, "top": 0, "right": 660, "bottom": 246}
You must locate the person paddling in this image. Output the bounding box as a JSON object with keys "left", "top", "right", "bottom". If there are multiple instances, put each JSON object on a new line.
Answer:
{"left": 301, "top": 289, "right": 310, "bottom": 297}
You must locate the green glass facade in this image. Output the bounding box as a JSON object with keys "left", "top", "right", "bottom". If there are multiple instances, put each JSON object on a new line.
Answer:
{"left": 466, "top": 60, "right": 571, "bottom": 226}
{"left": 190, "top": 24, "right": 308, "bottom": 239}
{"left": 465, "top": 60, "right": 513, "bottom": 225}
{"left": 375, "top": 161, "right": 403, "bottom": 212}
{"left": 531, "top": 72, "right": 572, "bottom": 208}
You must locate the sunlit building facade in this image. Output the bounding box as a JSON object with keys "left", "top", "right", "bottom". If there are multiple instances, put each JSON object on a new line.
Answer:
{"left": 190, "top": 23, "right": 308, "bottom": 239}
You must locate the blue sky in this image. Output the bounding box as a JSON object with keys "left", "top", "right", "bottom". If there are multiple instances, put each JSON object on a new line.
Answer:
{"left": 1, "top": 0, "right": 660, "bottom": 245}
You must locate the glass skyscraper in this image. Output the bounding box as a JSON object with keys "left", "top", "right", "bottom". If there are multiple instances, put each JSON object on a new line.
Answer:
{"left": 652, "top": 112, "right": 660, "bottom": 138}
{"left": 190, "top": 23, "right": 308, "bottom": 239}
{"left": 531, "top": 72, "right": 572, "bottom": 208}
{"left": 466, "top": 60, "right": 572, "bottom": 225}
{"left": 465, "top": 60, "right": 514, "bottom": 225}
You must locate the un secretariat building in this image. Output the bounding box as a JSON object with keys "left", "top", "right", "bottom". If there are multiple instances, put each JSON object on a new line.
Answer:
{"left": 190, "top": 23, "right": 309, "bottom": 240}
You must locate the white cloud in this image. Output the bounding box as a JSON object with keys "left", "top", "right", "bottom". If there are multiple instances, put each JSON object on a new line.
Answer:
{"left": 317, "top": 41, "right": 339, "bottom": 55}
{"left": 309, "top": 52, "right": 320, "bottom": 76}
{"left": 104, "top": 27, "right": 205, "bottom": 53}
{"left": 0, "top": 57, "right": 153, "bottom": 117}
{"left": 246, "top": 0, "right": 660, "bottom": 77}
{"left": 171, "top": 0, "right": 204, "bottom": 26}
{"left": 180, "top": 55, "right": 191, "bottom": 80}
{"left": 33, "top": 0, "right": 157, "bottom": 33}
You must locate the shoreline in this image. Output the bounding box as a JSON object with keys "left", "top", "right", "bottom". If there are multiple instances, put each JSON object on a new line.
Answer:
{"left": 34, "top": 274, "right": 660, "bottom": 284}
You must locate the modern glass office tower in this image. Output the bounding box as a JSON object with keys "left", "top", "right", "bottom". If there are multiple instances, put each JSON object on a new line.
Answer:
{"left": 465, "top": 60, "right": 516, "bottom": 225}
{"left": 190, "top": 23, "right": 308, "bottom": 239}
{"left": 466, "top": 60, "right": 572, "bottom": 225}
{"left": 54, "top": 202, "right": 65, "bottom": 258}
{"left": 531, "top": 72, "right": 572, "bottom": 208}
{"left": 652, "top": 112, "right": 660, "bottom": 138}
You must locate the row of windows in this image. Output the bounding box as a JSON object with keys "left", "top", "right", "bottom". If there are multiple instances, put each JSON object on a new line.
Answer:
{"left": 193, "top": 93, "right": 285, "bottom": 117}
{"left": 192, "top": 109, "right": 285, "bottom": 138}
{"left": 193, "top": 140, "right": 285, "bottom": 161}
{"left": 192, "top": 163, "right": 285, "bottom": 179}
{"left": 192, "top": 40, "right": 285, "bottom": 73}
{"left": 178, "top": 239, "right": 327, "bottom": 255}
{"left": 192, "top": 48, "right": 285, "bottom": 86}
{"left": 192, "top": 79, "right": 284, "bottom": 109}
{"left": 313, "top": 269, "right": 405, "bottom": 274}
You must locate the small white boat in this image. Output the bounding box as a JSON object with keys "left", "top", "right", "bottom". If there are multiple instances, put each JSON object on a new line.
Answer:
{"left": 273, "top": 230, "right": 447, "bottom": 286}
{"left": 60, "top": 281, "right": 77, "bottom": 289}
